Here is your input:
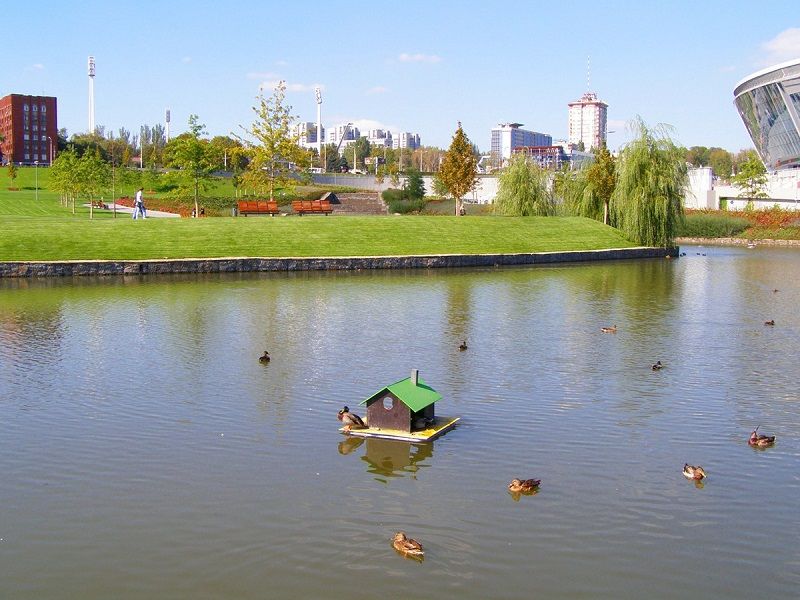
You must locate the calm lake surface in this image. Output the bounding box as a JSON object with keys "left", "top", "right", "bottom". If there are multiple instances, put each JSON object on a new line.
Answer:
{"left": 1, "top": 246, "right": 799, "bottom": 599}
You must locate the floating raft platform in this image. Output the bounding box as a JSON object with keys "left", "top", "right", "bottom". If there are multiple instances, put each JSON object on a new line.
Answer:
{"left": 340, "top": 416, "right": 460, "bottom": 442}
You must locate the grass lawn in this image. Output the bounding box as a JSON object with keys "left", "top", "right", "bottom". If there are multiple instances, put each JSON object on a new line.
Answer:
{"left": 0, "top": 213, "right": 636, "bottom": 262}
{"left": 1, "top": 165, "right": 639, "bottom": 261}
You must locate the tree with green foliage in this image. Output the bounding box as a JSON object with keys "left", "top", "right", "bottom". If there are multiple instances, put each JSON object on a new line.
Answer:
{"left": 708, "top": 148, "right": 733, "bottom": 180}
{"left": 168, "top": 115, "right": 217, "bottom": 217}
{"left": 351, "top": 137, "right": 371, "bottom": 172}
{"left": 493, "top": 155, "right": 555, "bottom": 216}
{"left": 685, "top": 145, "right": 710, "bottom": 167}
{"left": 732, "top": 153, "right": 768, "bottom": 199}
{"left": 49, "top": 149, "right": 81, "bottom": 212}
{"left": 586, "top": 146, "right": 616, "bottom": 224}
{"left": 7, "top": 163, "right": 18, "bottom": 189}
{"left": 439, "top": 122, "right": 478, "bottom": 215}
{"left": 78, "top": 150, "right": 111, "bottom": 219}
{"left": 610, "top": 118, "right": 687, "bottom": 247}
{"left": 240, "top": 80, "right": 306, "bottom": 201}
{"left": 404, "top": 167, "right": 425, "bottom": 200}
{"left": 556, "top": 166, "right": 598, "bottom": 220}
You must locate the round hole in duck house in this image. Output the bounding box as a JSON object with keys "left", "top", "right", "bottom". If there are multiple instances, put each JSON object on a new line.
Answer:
{"left": 382, "top": 396, "right": 394, "bottom": 411}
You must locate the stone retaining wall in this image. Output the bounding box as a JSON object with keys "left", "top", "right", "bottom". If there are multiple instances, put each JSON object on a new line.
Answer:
{"left": 0, "top": 247, "right": 677, "bottom": 278}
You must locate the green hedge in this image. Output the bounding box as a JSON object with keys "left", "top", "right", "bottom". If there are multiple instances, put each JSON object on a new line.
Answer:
{"left": 678, "top": 212, "right": 750, "bottom": 238}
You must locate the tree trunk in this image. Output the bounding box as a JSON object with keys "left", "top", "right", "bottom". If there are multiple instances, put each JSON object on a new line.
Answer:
{"left": 194, "top": 177, "right": 200, "bottom": 219}
{"left": 603, "top": 200, "right": 609, "bottom": 225}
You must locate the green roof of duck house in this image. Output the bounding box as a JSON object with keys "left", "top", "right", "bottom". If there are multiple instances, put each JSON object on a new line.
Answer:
{"left": 361, "top": 375, "right": 442, "bottom": 413}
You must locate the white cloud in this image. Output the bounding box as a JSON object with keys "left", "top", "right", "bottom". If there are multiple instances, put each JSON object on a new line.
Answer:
{"left": 398, "top": 52, "right": 441, "bottom": 63}
{"left": 258, "top": 80, "right": 325, "bottom": 93}
{"left": 181, "top": 56, "right": 192, "bottom": 63}
{"left": 32, "top": 63, "right": 45, "bottom": 70}
{"left": 366, "top": 86, "right": 388, "bottom": 95}
{"left": 275, "top": 59, "right": 289, "bottom": 67}
{"left": 760, "top": 28, "right": 800, "bottom": 66}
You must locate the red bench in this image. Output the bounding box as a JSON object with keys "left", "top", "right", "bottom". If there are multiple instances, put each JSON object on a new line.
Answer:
{"left": 291, "top": 199, "right": 333, "bottom": 215}
{"left": 238, "top": 200, "right": 280, "bottom": 216}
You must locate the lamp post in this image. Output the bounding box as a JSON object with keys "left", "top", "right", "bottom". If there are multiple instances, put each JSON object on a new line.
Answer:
{"left": 34, "top": 160, "right": 39, "bottom": 201}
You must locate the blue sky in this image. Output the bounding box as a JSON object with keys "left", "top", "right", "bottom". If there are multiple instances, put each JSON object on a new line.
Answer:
{"left": 3, "top": 1, "right": 799, "bottom": 152}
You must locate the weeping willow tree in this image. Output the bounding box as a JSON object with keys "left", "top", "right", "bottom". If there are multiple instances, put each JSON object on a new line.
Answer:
{"left": 493, "top": 154, "right": 555, "bottom": 216}
{"left": 555, "top": 166, "right": 601, "bottom": 220}
{"left": 610, "top": 118, "right": 687, "bottom": 247}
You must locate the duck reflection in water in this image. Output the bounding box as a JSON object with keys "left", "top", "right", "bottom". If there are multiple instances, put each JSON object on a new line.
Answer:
{"left": 336, "top": 438, "right": 433, "bottom": 480}
{"left": 337, "top": 436, "right": 365, "bottom": 455}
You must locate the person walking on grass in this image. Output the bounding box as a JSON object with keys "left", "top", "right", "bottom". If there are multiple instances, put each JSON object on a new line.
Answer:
{"left": 133, "top": 187, "right": 146, "bottom": 219}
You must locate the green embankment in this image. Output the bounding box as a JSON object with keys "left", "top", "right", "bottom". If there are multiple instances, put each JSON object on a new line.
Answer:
{"left": 1, "top": 166, "right": 637, "bottom": 261}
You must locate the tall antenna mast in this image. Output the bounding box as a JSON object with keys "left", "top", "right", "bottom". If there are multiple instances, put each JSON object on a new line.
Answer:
{"left": 165, "top": 108, "right": 171, "bottom": 143}
{"left": 315, "top": 87, "right": 322, "bottom": 159}
{"left": 587, "top": 55, "right": 591, "bottom": 92}
{"left": 88, "top": 56, "right": 96, "bottom": 134}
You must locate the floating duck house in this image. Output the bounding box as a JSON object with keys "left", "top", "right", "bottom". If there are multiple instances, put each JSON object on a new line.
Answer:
{"left": 344, "top": 370, "right": 459, "bottom": 442}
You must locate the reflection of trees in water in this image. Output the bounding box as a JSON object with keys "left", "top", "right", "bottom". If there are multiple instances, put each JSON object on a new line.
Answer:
{"left": 0, "top": 295, "right": 64, "bottom": 363}
{"left": 356, "top": 438, "right": 434, "bottom": 480}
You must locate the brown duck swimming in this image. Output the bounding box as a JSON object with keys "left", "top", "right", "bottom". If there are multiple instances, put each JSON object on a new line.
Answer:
{"left": 258, "top": 351, "right": 271, "bottom": 363}
{"left": 683, "top": 464, "right": 706, "bottom": 480}
{"left": 337, "top": 405, "right": 366, "bottom": 432}
{"left": 652, "top": 361, "right": 663, "bottom": 371}
{"left": 748, "top": 426, "right": 776, "bottom": 447}
{"left": 392, "top": 531, "right": 424, "bottom": 559}
{"left": 508, "top": 478, "right": 541, "bottom": 493}
{"left": 459, "top": 340, "right": 468, "bottom": 351}
{"left": 600, "top": 325, "right": 617, "bottom": 334}
{"left": 764, "top": 319, "right": 775, "bottom": 326}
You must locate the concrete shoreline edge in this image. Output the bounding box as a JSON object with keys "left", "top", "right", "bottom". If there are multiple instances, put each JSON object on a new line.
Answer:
{"left": 0, "top": 247, "right": 678, "bottom": 278}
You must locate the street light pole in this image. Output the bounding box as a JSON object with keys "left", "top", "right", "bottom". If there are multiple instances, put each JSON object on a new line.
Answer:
{"left": 34, "top": 160, "right": 39, "bottom": 201}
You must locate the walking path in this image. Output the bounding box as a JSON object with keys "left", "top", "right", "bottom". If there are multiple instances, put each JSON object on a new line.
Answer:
{"left": 83, "top": 203, "right": 181, "bottom": 218}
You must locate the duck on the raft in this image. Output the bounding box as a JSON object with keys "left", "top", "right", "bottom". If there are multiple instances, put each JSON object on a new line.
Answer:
{"left": 683, "top": 464, "right": 706, "bottom": 480}
{"left": 764, "top": 319, "right": 775, "bottom": 326}
{"left": 458, "top": 340, "right": 468, "bottom": 351}
{"left": 748, "top": 426, "right": 776, "bottom": 447}
{"left": 392, "top": 532, "right": 424, "bottom": 559}
{"left": 508, "top": 478, "right": 541, "bottom": 493}
{"left": 258, "top": 351, "right": 271, "bottom": 363}
{"left": 600, "top": 325, "right": 617, "bottom": 334}
{"left": 337, "top": 405, "right": 366, "bottom": 432}
{"left": 652, "top": 361, "right": 663, "bottom": 371}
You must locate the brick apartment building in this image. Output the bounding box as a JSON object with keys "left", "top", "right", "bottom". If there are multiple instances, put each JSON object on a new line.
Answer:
{"left": 0, "top": 94, "right": 58, "bottom": 165}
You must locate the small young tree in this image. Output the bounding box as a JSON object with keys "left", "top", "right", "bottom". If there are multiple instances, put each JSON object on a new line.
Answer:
{"left": 732, "top": 153, "right": 768, "bottom": 200}
{"left": 493, "top": 155, "right": 555, "bottom": 216}
{"left": 77, "top": 150, "right": 111, "bottom": 219}
{"left": 240, "top": 80, "right": 306, "bottom": 201}
{"left": 585, "top": 146, "right": 616, "bottom": 224}
{"left": 7, "top": 163, "right": 18, "bottom": 189}
{"left": 169, "top": 115, "right": 216, "bottom": 217}
{"left": 49, "top": 149, "right": 81, "bottom": 212}
{"left": 404, "top": 167, "right": 425, "bottom": 201}
{"left": 610, "top": 118, "right": 687, "bottom": 247}
{"left": 439, "top": 122, "right": 478, "bottom": 215}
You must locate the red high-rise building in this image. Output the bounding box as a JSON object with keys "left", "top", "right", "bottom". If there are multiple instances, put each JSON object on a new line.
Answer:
{"left": 0, "top": 94, "right": 58, "bottom": 166}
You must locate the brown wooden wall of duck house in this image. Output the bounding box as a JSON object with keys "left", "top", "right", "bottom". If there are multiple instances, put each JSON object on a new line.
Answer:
{"left": 366, "top": 393, "right": 411, "bottom": 432}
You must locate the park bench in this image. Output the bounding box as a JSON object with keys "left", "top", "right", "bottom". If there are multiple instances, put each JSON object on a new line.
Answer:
{"left": 237, "top": 200, "right": 280, "bottom": 216}
{"left": 291, "top": 199, "right": 333, "bottom": 215}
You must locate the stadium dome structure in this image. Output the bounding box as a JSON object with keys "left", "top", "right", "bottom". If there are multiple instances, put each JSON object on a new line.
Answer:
{"left": 734, "top": 58, "right": 800, "bottom": 171}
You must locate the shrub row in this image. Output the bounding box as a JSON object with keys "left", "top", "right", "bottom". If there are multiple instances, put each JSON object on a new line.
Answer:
{"left": 678, "top": 211, "right": 750, "bottom": 238}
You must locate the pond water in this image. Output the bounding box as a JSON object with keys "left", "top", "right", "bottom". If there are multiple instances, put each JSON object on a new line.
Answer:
{"left": 1, "top": 246, "right": 799, "bottom": 599}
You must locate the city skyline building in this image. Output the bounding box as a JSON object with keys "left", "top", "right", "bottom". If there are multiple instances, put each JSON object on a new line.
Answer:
{"left": 294, "top": 121, "right": 326, "bottom": 149}
{"left": 0, "top": 94, "right": 58, "bottom": 165}
{"left": 567, "top": 91, "right": 607, "bottom": 151}
{"left": 734, "top": 57, "right": 800, "bottom": 171}
{"left": 490, "top": 123, "right": 553, "bottom": 164}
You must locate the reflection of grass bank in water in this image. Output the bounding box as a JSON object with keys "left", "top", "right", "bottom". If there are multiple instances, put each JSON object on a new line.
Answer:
{"left": 0, "top": 216, "right": 637, "bottom": 262}
{"left": 680, "top": 209, "right": 800, "bottom": 240}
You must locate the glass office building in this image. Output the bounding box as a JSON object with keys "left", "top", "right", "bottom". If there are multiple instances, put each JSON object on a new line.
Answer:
{"left": 734, "top": 58, "right": 800, "bottom": 171}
